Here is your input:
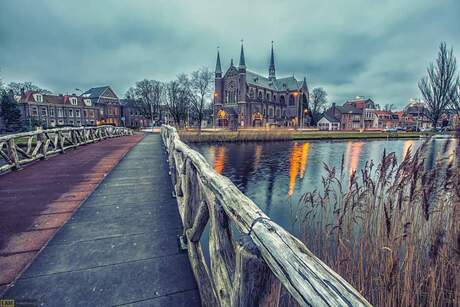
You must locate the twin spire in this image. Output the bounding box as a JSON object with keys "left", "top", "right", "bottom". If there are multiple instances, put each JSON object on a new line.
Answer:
{"left": 214, "top": 42, "right": 276, "bottom": 79}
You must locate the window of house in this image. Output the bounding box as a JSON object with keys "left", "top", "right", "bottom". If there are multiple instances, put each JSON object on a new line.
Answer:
{"left": 273, "top": 95, "right": 277, "bottom": 103}
{"left": 84, "top": 99, "right": 92, "bottom": 106}
{"left": 49, "top": 119, "right": 56, "bottom": 127}
{"left": 269, "top": 107, "right": 274, "bottom": 117}
{"left": 280, "top": 95, "right": 285, "bottom": 105}
{"left": 258, "top": 91, "right": 263, "bottom": 100}
{"left": 89, "top": 110, "right": 95, "bottom": 118}
{"left": 75, "top": 109, "right": 81, "bottom": 117}
{"left": 276, "top": 108, "right": 280, "bottom": 118}
{"left": 41, "top": 107, "right": 47, "bottom": 116}
{"left": 70, "top": 97, "right": 78, "bottom": 105}
{"left": 289, "top": 95, "right": 295, "bottom": 106}
{"left": 58, "top": 119, "right": 64, "bottom": 125}
{"left": 31, "top": 106, "right": 38, "bottom": 116}
{"left": 69, "top": 119, "right": 74, "bottom": 125}
{"left": 68, "top": 109, "right": 73, "bottom": 117}
{"left": 76, "top": 120, "right": 81, "bottom": 126}
{"left": 34, "top": 94, "right": 43, "bottom": 103}
{"left": 49, "top": 108, "right": 55, "bottom": 117}
{"left": 83, "top": 110, "right": 88, "bottom": 118}
{"left": 108, "top": 108, "right": 113, "bottom": 115}
{"left": 100, "top": 109, "right": 104, "bottom": 115}
{"left": 266, "top": 93, "right": 271, "bottom": 101}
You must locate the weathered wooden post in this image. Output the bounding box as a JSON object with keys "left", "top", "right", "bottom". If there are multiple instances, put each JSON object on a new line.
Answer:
{"left": 231, "top": 235, "right": 281, "bottom": 307}
{"left": 38, "top": 132, "right": 48, "bottom": 159}
{"left": 7, "top": 138, "right": 21, "bottom": 170}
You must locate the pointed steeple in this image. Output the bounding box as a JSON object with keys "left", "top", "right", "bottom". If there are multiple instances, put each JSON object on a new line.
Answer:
{"left": 215, "top": 48, "right": 222, "bottom": 78}
{"left": 230, "top": 58, "right": 234, "bottom": 67}
{"left": 239, "top": 40, "right": 246, "bottom": 72}
{"left": 269, "top": 41, "right": 276, "bottom": 80}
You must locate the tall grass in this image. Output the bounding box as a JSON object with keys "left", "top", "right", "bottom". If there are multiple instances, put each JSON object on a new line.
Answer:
{"left": 298, "top": 135, "right": 459, "bottom": 306}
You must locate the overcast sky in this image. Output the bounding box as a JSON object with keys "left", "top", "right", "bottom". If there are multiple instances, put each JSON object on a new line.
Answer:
{"left": 1, "top": 0, "right": 459, "bottom": 108}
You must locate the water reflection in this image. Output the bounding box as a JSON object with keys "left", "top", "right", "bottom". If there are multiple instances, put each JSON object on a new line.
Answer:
{"left": 194, "top": 138, "right": 454, "bottom": 234}
{"left": 288, "top": 143, "right": 310, "bottom": 196}
{"left": 212, "top": 146, "right": 226, "bottom": 174}
{"left": 345, "top": 141, "right": 364, "bottom": 175}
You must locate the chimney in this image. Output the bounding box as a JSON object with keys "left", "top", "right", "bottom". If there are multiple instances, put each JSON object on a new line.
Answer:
{"left": 332, "top": 102, "right": 336, "bottom": 115}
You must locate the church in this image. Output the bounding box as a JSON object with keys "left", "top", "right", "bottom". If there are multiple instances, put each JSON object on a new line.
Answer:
{"left": 213, "top": 43, "right": 310, "bottom": 128}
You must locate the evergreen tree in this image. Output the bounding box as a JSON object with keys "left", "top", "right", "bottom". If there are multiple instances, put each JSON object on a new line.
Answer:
{"left": 0, "top": 90, "right": 22, "bottom": 132}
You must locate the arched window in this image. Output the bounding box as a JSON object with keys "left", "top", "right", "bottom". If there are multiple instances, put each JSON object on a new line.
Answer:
{"left": 273, "top": 95, "right": 277, "bottom": 103}
{"left": 258, "top": 91, "right": 263, "bottom": 101}
{"left": 289, "top": 95, "right": 295, "bottom": 106}
{"left": 280, "top": 95, "right": 285, "bottom": 105}
{"left": 266, "top": 93, "right": 271, "bottom": 102}
{"left": 250, "top": 88, "right": 255, "bottom": 98}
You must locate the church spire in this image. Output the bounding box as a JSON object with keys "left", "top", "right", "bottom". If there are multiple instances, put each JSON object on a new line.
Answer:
{"left": 269, "top": 41, "right": 276, "bottom": 80}
{"left": 215, "top": 48, "right": 222, "bottom": 78}
{"left": 239, "top": 40, "right": 246, "bottom": 72}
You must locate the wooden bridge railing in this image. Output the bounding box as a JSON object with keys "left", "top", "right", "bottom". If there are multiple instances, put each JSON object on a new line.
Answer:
{"left": 161, "top": 125, "right": 372, "bottom": 307}
{"left": 0, "top": 125, "right": 133, "bottom": 174}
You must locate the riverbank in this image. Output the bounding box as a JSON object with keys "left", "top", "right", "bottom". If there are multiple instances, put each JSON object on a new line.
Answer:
{"left": 179, "top": 129, "right": 428, "bottom": 143}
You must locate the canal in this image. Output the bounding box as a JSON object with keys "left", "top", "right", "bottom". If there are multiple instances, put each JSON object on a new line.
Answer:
{"left": 193, "top": 137, "right": 454, "bottom": 235}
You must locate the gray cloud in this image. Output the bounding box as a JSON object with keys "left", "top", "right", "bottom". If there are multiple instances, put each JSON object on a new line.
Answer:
{"left": 1, "top": 0, "right": 459, "bottom": 108}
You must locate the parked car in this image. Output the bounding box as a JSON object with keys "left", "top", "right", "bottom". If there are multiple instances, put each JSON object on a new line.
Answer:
{"left": 383, "top": 127, "right": 398, "bottom": 132}
{"left": 405, "top": 126, "right": 420, "bottom": 132}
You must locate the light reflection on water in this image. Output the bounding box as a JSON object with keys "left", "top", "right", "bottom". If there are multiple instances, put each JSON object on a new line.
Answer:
{"left": 193, "top": 138, "right": 456, "bottom": 234}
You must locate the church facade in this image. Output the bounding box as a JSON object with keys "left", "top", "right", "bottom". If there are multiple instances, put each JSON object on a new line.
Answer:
{"left": 213, "top": 43, "right": 310, "bottom": 128}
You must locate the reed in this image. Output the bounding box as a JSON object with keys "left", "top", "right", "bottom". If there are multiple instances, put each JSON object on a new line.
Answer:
{"left": 298, "top": 135, "right": 459, "bottom": 306}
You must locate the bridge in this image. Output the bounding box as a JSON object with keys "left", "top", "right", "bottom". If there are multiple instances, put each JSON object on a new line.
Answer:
{"left": 0, "top": 126, "right": 371, "bottom": 306}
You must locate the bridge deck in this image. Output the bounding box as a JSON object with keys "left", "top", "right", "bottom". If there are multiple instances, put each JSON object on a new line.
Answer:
{"left": 2, "top": 134, "right": 201, "bottom": 306}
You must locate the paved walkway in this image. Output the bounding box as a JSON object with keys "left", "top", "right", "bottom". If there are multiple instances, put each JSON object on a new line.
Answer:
{"left": 0, "top": 134, "right": 144, "bottom": 291}
{"left": 2, "top": 134, "right": 201, "bottom": 306}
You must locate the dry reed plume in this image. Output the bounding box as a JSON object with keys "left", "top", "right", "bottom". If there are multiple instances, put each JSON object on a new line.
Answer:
{"left": 297, "top": 135, "right": 460, "bottom": 306}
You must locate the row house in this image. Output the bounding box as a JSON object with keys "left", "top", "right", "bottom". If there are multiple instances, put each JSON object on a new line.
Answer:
{"left": 318, "top": 98, "right": 383, "bottom": 130}
{"left": 81, "top": 86, "right": 122, "bottom": 126}
{"left": 120, "top": 98, "right": 149, "bottom": 129}
{"left": 16, "top": 91, "right": 99, "bottom": 128}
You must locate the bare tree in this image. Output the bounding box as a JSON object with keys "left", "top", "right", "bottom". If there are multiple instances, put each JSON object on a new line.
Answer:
{"left": 7, "top": 81, "right": 51, "bottom": 95}
{"left": 418, "top": 42, "right": 459, "bottom": 127}
{"left": 310, "top": 87, "right": 328, "bottom": 125}
{"left": 126, "top": 79, "right": 164, "bottom": 126}
{"left": 384, "top": 104, "right": 394, "bottom": 112}
{"left": 165, "top": 74, "right": 192, "bottom": 128}
{"left": 190, "top": 67, "right": 213, "bottom": 133}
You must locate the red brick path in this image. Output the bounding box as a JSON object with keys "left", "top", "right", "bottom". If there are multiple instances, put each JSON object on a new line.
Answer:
{"left": 0, "top": 134, "right": 144, "bottom": 291}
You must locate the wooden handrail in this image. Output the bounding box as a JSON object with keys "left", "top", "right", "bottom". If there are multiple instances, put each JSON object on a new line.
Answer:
{"left": 161, "top": 125, "right": 372, "bottom": 307}
{"left": 0, "top": 125, "right": 133, "bottom": 174}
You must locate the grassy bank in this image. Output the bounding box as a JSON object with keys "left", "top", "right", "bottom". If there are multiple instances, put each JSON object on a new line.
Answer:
{"left": 179, "top": 129, "right": 427, "bottom": 143}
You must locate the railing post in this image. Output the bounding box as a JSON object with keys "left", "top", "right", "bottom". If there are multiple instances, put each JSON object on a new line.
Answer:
{"left": 7, "top": 138, "right": 21, "bottom": 170}
{"left": 231, "top": 235, "right": 281, "bottom": 307}
{"left": 38, "top": 132, "right": 48, "bottom": 160}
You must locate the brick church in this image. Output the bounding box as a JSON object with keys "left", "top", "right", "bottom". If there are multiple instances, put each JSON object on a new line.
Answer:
{"left": 213, "top": 43, "right": 310, "bottom": 128}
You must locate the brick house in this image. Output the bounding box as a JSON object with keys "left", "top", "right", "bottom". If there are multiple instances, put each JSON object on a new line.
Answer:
{"left": 373, "top": 110, "right": 399, "bottom": 129}
{"left": 81, "top": 86, "right": 121, "bottom": 126}
{"left": 16, "top": 91, "right": 98, "bottom": 128}
{"left": 120, "top": 98, "right": 149, "bottom": 128}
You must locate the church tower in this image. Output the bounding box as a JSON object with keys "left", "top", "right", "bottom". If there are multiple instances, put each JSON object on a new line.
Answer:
{"left": 238, "top": 42, "right": 247, "bottom": 102}
{"left": 268, "top": 41, "right": 276, "bottom": 80}
{"left": 214, "top": 49, "right": 223, "bottom": 105}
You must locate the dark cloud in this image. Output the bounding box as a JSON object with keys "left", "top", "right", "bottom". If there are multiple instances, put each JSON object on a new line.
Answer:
{"left": 1, "top": 0, "right": 459, "bottom": 108}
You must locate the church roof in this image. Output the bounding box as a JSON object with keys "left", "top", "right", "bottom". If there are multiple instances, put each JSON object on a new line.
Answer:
{"left": 246, "top": 70, "right": 301, "bottom": 92}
